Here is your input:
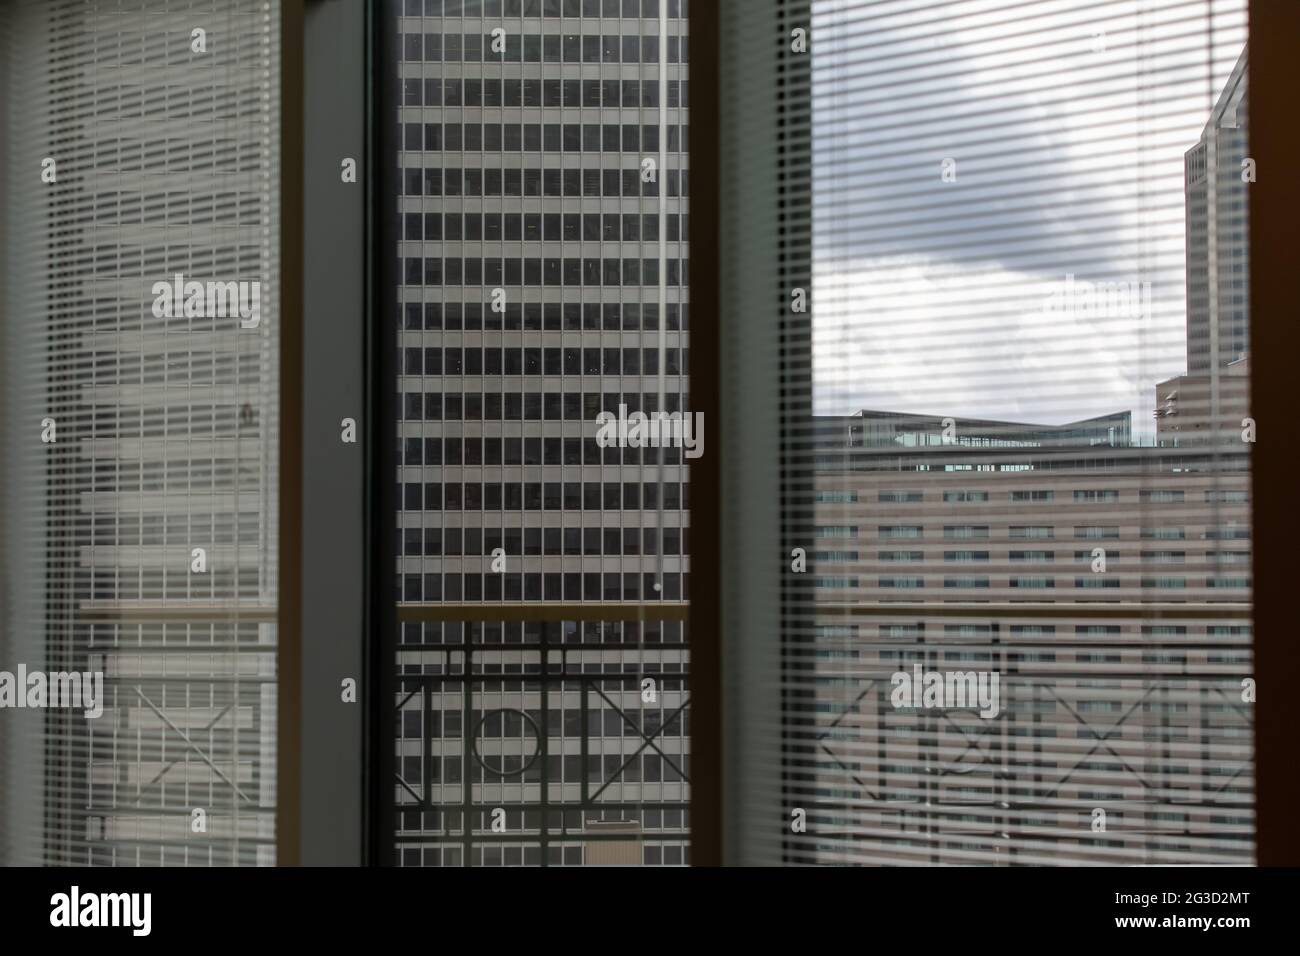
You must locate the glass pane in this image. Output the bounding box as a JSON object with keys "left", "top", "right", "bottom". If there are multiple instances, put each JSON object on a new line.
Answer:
{"left": 388, "top": 0, "right": 691, "bottom": 865}
{"left": 0, "top": 0, "right": 283, "bottom": 866}
{"left": 799, "top": 0, "right": 1252, "bottom": 864}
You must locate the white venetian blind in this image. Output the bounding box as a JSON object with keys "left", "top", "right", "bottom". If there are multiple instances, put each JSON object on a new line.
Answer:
{"left": 722, "top": 0, "right": 1254, "bottom": 865}
{"left": 1, "top": 0, "right": 282, "bottom": 866}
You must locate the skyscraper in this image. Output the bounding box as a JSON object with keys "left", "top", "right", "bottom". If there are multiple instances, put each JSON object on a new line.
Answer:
{"left": 1184, "top": 49, "right": 1249, "bottom": 375}
{"left": 1, "top": 0, "right": 283, "bottom": 866}
{"left": 391, "top": 0, "right": 691, "bottom": 866}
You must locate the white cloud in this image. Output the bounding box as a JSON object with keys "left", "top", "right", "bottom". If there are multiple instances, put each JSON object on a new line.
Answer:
{"left": 810, "top": 0, "right": 1248, "bottom": 433}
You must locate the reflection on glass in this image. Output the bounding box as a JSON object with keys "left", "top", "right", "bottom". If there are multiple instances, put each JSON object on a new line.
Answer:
{"left": 803, "top": 0, "right": 1251, "bottom": 864}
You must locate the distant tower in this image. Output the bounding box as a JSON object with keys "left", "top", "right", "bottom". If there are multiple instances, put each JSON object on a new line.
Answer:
{"left": 1183, "top": 49, "right": 1248, "bottom": 374}
{"left": 391, "top": 1, "right": 691, "bottom": 867}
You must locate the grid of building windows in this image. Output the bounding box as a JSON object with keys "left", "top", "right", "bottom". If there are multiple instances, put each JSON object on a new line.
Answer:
{"left": 393, "top": 0, "right": 690, "bottom": 866}
{"left": 800, "top": 407, "right": 1253, "bottom": 864}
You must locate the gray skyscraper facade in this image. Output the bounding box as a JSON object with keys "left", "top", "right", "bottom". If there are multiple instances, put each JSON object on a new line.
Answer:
{"left": 1184, "top": 49, "right": 1248, "bottom": 375}
{"left": 1, "top": 0, "right": 283, "bottom": 866}
{"left": 392, "top": 0, "right": 691, "bottom": 866}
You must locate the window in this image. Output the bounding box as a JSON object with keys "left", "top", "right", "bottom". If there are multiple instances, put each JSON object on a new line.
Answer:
{"left": 704, "top": 0, "right": 1255, "bottom": 868}
{"left": 879, "top": 490, "right": 924, "bottom": 503}
{"left": 817, "top": 490, "right": 858, "bottom": 503}
{"left": 4, "top": 0, "right": 1278, "bottom": 879}
{"left": 817, "top": 525, "right": 858, "bottom": 539}
{"left": 1141, "top": 489, "right": 1185, "bottom": 503}
{"left": 813, "top": 576, "right": 859, "bottom": 589}
{"left": 1206, "top": 489, "right": 1249, "bottom": 503}
{"left": 1074, "top": 489, "right": 1120, "bottom": 503}
{"left": 1010, "top": 550, "right": 1054, "bottom": 563}
{"left": 1141, "top": 551, "right": 1186, "bottom": 564}
{"left": 385, "top": 0, "right": 691, "bottom": 867}
{"left": 2, "top": 0, "right": 284, "bottom": 865}
{"left": 880, "top": 526, "right": 923, "bottom": 540}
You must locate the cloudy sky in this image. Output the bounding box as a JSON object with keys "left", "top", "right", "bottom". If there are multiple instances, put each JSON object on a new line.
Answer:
{"left": 810, "top": 0, "right": 1248, "bottom": 435}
